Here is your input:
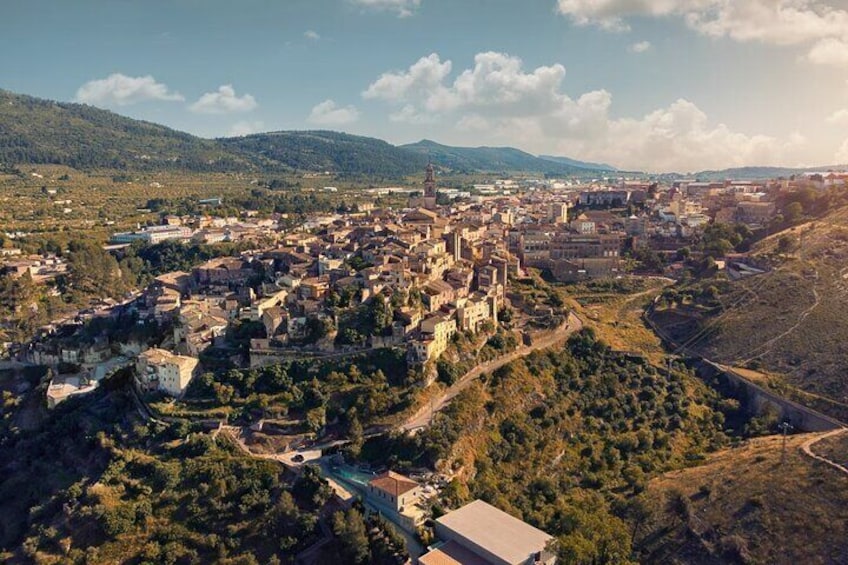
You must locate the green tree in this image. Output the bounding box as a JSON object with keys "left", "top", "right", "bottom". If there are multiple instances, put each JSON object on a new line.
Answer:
{"left": 347, "top": 414, "right": 364, "bottom": 459}
{"left": 784, "top": 201, "right": 803, "bottom": 222}
{"left": 777, "top": 234, "right": 794, "bottom": 254}
{"left": 332, "top": 508, "right": 371, "bottom": 564}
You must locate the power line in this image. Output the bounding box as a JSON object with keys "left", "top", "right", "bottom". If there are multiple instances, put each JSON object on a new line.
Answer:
{"left": 671, "top": 272, "right": 772, "bottom": 356}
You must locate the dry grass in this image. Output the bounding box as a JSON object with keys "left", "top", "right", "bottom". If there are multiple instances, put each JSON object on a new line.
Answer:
{"left": 642, "top": 433, "right": 848, "bottom": 564}
{"left": 812, "top": 431, "right": 848, "bottom": 469}
{"left": 653, "top": 205, "right": 848, "bottom": 410}
{"left": 566, "top": 276, "right": 670, "bottom": 363}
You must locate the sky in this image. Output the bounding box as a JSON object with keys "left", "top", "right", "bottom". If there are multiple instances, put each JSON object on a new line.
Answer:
{"left": 2, "top": 0, "right": 848, "bottom": 173}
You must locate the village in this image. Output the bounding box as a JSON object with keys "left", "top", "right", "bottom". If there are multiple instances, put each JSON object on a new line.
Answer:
{"left": 2, "top": 162, "right": 846, "bottom": 562}
{"left": 3, "top": 165, "right": 841, "bottom": 409}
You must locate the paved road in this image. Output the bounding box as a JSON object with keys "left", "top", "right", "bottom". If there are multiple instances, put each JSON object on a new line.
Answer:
{"left": 398, "top": 312, "right": 583, "bottom": 433}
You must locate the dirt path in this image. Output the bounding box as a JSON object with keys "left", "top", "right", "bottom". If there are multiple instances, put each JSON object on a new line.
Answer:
{"left": 800, "top": 428, "right": 848, "bottom": 477}
{"left": 742, "top": 268, "right": 821, "bottom": 364}
{"left": 398, "top": 312, "right": 582, "bottom": 433}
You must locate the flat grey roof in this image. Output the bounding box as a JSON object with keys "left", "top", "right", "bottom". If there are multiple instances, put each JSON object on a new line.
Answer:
{"left": 436, "top": 499, "right": 552, "bottom": 564}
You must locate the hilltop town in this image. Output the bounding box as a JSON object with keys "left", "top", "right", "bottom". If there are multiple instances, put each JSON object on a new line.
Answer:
{"left": 3, "top": 153, "right": 848, "bottom": 562}
{"left": 7, "top": 164, "right": 843, "bottom": 404}
{"left": 7, "top": 0, "right": 848, "bottom": 560}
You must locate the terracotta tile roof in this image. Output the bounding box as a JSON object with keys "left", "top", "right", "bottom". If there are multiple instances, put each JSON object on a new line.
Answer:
{"left": 368, "top": 471, "right": 419, "bottom": 497}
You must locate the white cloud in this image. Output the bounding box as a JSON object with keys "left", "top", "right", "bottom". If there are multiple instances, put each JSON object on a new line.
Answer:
{"left": 556, "top": 0, "right": 700, "bottom": 32}
{"left": 806, "top": 37, "right": 848, "bottom": 65}
{"left": 350, "top": 0, "right": 421, "bottom": 17}
{"left": 583, "top": 100, "right": 806, "bottom": 172}
{"left": 826, "top": 108, "right": 848, "bottom": 125}
{"left": 308, "top": 99, "right": 360, "bottom": 125}
{"left": 389, "top": 104, "right": 436, "bottom": 124}
{"left": 363, "top": 53, "right": 452, "bottom": 106}
{"left": 75, "top": 73, "right": 184, "bottom": 106}
{"left": 686, "top": 1, "right": 848, "bottom": 46}
{"left": 364, "top": 51, "right": 806, "bottom": 172}
{"left": 629, "top": 40, "right": 652, "bottom": 53}
{"left": 364, "top": 51, "right": 611, "bottom": 132}
{"left": 190, "top": 85, "right": 257, "bottom": 114}
{"left": 228, "top": 121, "right": 265, "bottom": 137}
{"left": 557, "top": 0, "right": 848, "bottom": 65}
{"left": 304, "top": 30, "right": 321, "bottom": 40}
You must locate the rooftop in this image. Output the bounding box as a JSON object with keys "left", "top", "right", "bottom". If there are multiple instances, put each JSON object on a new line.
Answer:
{"left": 419, "top": 539, "right": 489, "bottom": 565}
{"left": 368, "top": 470, "right": 419, "bottom": 497}
{"left": 435, "top": 500, "right": 553, "bottom": 565}
{"left": 139, "top": 348, "right": 198, "bottom": 370}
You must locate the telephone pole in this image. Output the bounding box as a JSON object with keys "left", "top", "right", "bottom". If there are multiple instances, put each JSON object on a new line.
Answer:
{"left": 778, "top": 421, "right": 794, "bottom": 464}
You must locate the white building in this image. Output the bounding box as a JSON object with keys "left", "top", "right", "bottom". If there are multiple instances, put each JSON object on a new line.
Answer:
{"left": 135, "top": 348, "right": 198, "bottom": 397}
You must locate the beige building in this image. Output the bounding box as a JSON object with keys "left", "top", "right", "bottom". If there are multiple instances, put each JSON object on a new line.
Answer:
{"left": 549, "top": 233, "right": 621, "bottom": 261}
{"left": 422, "top": 279, "right": 456, "bottom": 312}
{"left": 549, "top": 201, "right": 569, "bottom": 224}
{"left": 367, "top": 471, "right": 423, "bottom": 515}
{"left": 410, "top": 313, "right": 457, "bottom": 363}
{"left": 456, "top": 293, "right": 492, "bottom": 333}
{"left": 735, "top": 201, "right": 776, "bottom": 226}
{"left": 419, "top": 499, "right": 556, "bottom": 565}
{"left": 136, "top": 348, "right": 198, "bottom": 397}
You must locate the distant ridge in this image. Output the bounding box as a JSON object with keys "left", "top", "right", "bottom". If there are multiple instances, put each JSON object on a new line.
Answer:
{"left": 0, "top": 89, "right": 610, "bottom": 178}
{"left": 218, "top": 130, "right": 427, "bottom": 177}
{"left": 538, "top": 154, "right": 617, "bottom": 172}
{"left": 2, "top": 88, "right": 840, "bottom": 179}
{"left": 690, "top": 165, "right": 848, "bottom": 181}
{"left": 400, "top": 139, "right": 609, "bottom": 175}
{"left": 0, "top": 89, "right": 247, "bottom": 172}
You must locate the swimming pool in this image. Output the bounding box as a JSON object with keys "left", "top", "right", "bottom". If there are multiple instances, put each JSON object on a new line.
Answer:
{"left": 335, "top": 466, "right": 376, "bottom": 487}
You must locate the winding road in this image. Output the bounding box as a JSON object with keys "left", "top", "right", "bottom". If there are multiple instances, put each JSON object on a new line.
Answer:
{"left": 398, "top": 312, "right": 583, "bottom": 433}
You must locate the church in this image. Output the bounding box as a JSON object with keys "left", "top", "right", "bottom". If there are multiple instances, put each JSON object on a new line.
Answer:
{"left": 408, "top": 162, "right": 438, "bottom": 210}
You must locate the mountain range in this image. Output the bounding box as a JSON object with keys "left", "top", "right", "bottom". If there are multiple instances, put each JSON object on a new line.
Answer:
{"left": 400, "top": 139, "right": 611, "bottom": 175}
{"left": 0, "top": 88, "right": 844, "bottom": 179}
{"left": 0, "top": 89, "right": 608, "bottom": 178}
{"left": 689, "top": 166, "right": 848, "bottom": 181}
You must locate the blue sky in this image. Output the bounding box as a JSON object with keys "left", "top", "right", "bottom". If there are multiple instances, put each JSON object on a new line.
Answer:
{"left": 2, "top": 0, "right": 848, "bottom": 172}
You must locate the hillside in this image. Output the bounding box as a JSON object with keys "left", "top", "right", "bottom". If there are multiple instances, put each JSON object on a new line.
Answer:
{"left": 691, "top": 165, "right": 848, "bottom": 181}
{"left": 361, "top": 329, "right": 741, "bottom": 563}
{"left": 639, "top": 432, "right": 848, "bottom": 564}
{"left": 0, "top": 369, "right": 408, "bottom": 564}
{"left": 650, "top": 205, "right": 848, "bottom": 411}
{"left": 401, "top": 139, "right": 604, "bottom": 176}
{"left": 538, "top": 154, "right": 617, "bottom": 172}
{"left": 0, "top": 89, "right": 616, "bottom": 177}
{"left": 219, "top": 130, "right": 428, "bottom": 177}
{"left": 0, "top": 90, "right": 249, "bottom": 172}
{"left": 0, "top": 89, "right": 424, "bottom": 176}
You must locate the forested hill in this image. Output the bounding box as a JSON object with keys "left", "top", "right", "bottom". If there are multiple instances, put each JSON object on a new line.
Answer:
{"left": 0, "top": 88, "right": 610, "bottom": 177}
{"left": 218, "top": 130, "right": 428, "bottom": 178}
{"left": 0, "top": 90, "right": 425, "bottom": 175}
{"left": 538, "top": 154, "right": 617, "bottom": 172}
{"left": 0, "top": 89, "right": 249, "bottom": 172}
{"left": 401, "top": 139, "right": 606, "bottom": 175}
